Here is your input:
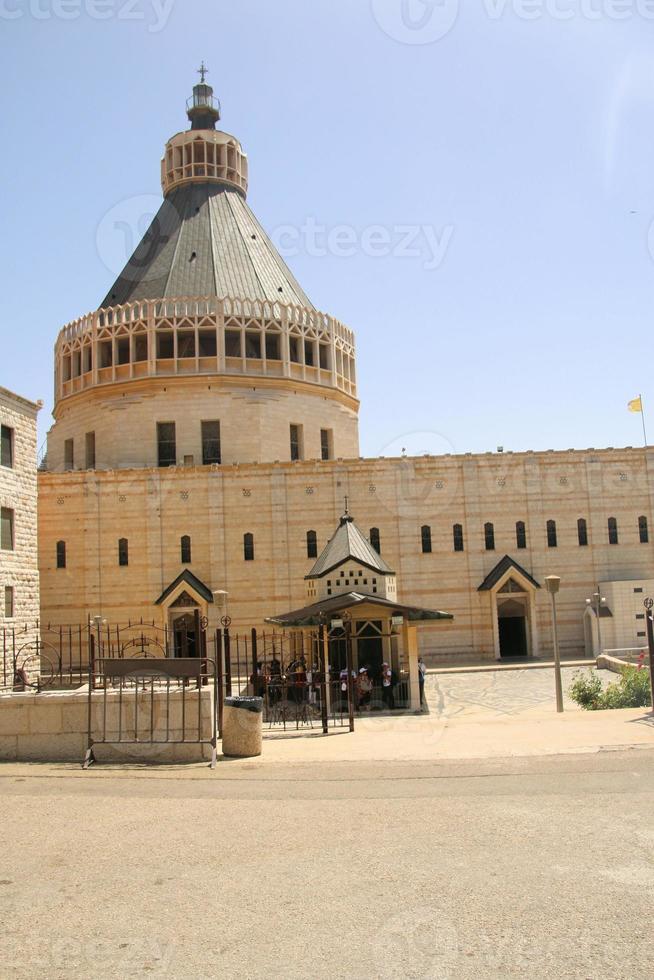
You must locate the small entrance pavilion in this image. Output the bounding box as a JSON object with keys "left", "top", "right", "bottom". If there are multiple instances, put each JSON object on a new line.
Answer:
{"left": 266, "top": 512, "right": 453, "bottom": 711}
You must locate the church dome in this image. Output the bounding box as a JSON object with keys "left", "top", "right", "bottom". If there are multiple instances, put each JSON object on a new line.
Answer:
{"left": 48, "top": 68, "right": 360, "bottom": 473}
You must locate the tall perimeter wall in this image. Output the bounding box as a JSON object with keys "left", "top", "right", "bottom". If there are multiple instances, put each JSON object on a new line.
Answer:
{"left": 38, "top": 446, "right": 654, "bottom": 663}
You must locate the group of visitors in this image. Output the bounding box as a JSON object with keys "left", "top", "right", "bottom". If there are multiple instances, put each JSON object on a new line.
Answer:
{"left": 339, "top": 661, "right": 398, "bottom": 711}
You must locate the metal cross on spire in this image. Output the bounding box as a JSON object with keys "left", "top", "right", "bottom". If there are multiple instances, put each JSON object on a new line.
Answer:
{"left": 344, "top": 496, "right": 349, "bottom": 516}
{"left": 197, "top": 61, "right": 209, "bottom": 84}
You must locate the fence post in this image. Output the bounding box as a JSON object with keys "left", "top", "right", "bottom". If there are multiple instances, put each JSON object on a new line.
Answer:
{"left": 318, "top": 624, "right": 329, "bottom": 735}
{"left": 224, "top": 627, "right": 232, "bottom": 698}
{"left": 217, "top": 629, "right": 224, "bottom": 739}
{"left": 251, "top": 628, "right": 258, "bottom": 697}
{"left": 345, "top": 624, "right": 355, "bottom": 733}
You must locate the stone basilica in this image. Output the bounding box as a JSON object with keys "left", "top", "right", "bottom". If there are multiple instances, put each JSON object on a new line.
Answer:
{"left": 35, "top": 73, "right": 654, "bottom": 664}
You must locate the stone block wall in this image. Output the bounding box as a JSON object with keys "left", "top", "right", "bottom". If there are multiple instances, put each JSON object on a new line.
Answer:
{"left": 0, "top": 388, "right": 41, "bottom": 685}
{"left": 37, "top": 445, "right": 654, "bottom": 664}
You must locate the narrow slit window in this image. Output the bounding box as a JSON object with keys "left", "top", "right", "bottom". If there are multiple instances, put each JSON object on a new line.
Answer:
{"left": 56, "top": 541, "right": 67, "bottom": 569}
{"left": 290, "top": 424, "right": 303, "bottom": 461}
{"left": 157, "top": 422, "right": 176, "bottom": 468}
{"left": 578, "top": 518, "right": 588, "bottom": 547}
{"left": 370, "top": 528, "right": 381, "bottom": 554}
{"left": 453, "top": 524, "right": 464, "bottom": 553}
{"left": 201, "top": 420, "right": 221, "bottom": 466}
{"left": 85, "top": 432, "right": 96, "bottom": 470}
{"left": 639, "top": 516, "right": 649, "bottom": 544}
{"left": 64, "top": 439, "right": 74, "bottom": 472}
{"left": 484, "top": 523, "right": 495, "bottom": 552}
{"left": 547, "top": 520, "right": 558, "bottom": 548}
{"left": 118, "top": 538, "right": 129, "bottom": 567}
{"left": 608, "top": 517, "right": 619, "bottom": 546}
{"left": 244, "top": 533, "right": 255, "bottom": 562}
{"left": 181, "top": 535, "right": 192, "bottom": 564}
{"left": 320, "top": 429, "right": 333, "bottom": 462}
{"left": 516, "top": 522, "right": 527, "bottom": 550}
{"left": 0, "top": 508, "right": 14, "bottom": 551}
{"left": 307, "top": 530, "right": 318, "bottom": 560}
{"left": 421, "top": 525, "right": 432, "bottom": 554}
{"left": 4, "top": 586, "right": 14, "bottom": 618}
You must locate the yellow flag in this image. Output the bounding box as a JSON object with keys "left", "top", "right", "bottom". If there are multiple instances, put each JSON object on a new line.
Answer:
{"left": 628, "top": 397, "right": 643, "bottom": 414}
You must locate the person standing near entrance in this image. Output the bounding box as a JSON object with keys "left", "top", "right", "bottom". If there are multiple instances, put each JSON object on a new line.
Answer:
{"left": 381, "top": 661, "right": 395, "bottom": 710}
{"left": 418, "top": 657, "right": 427, "bottom": 709}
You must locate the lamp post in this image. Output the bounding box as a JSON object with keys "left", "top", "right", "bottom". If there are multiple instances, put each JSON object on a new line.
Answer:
{"left": 585, "top": 588, "right": 606, "bottom": 657}
{"left": 545, "top": 576, "right": 564, "bottom": 714}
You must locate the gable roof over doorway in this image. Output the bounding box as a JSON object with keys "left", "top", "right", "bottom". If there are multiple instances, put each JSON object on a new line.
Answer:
{"left": 155, "top": 570, "right": 215, "bottom": 606}
{"left": 306, "top": 515, "right": 395, "bottom": 580}
{"left": 478, "top": 555, "right": 541, "bottom": 593}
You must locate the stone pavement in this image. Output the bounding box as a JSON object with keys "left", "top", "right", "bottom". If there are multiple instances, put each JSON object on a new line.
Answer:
{"left": 1, "top": 749, "right": 653, "bottom": 979}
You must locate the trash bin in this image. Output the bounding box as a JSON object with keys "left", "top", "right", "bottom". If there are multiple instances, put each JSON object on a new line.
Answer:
{"left": 222, "top": 696, "right": 263, "bottom": 758}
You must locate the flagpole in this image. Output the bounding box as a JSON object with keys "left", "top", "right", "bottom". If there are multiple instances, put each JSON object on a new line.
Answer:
{"left": 640, "top": 394, "right": 649, "bottom": 447}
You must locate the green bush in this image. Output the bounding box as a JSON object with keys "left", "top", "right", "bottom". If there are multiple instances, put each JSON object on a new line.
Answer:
{"left": 569, "top": 667, "right": 652, "bottom": 711}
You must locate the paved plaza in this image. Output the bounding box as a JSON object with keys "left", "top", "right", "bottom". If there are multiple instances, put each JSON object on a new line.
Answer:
{"left": 0, "top": 748, "right": 653, "bottom": 979}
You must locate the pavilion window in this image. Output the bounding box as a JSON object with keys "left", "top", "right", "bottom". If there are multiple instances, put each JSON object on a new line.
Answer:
{"left": 547, "top": 520, "right": 558, "bottom": 548}
{"left": 245, "top": 331, "right": 262, "bottom": 359}
{"left": 484, "top": 523, "right": 495, "bottom": 552}
{"left": 177, "top": 332, "right": 196, "bottom": 359}
{"left": 157, "top": 332, "right": 174, "bottom": 359}
{"left": 421, "top": 525, "right": 432, "bottom": 554}
{"left": 225, "top": 330, "right": 241, "bottom": 358}
{"left": 244, "top": 533, "right": 255, "bottom": 562}
{"left": 1, "top": 425, "right": 14, "bottom": 469}
{"left": 157, "top": 422, "right": 177, "bottom": 468}
{"left": 118, "top": 538, "right": 129, "bottom": 567}
{"left": 304, "top": 340, "right": 315, "bottom": 367}
{"left": 453, "top": 524, "right": 464, "bottom": 552}
{"left": 56, "top": 541, "right": 66, "bottom": 569}
{"left": 319, "top": 344, "right": 330, "bottom": 370}
{"left": 265, "top": 334, "right": 281, "bottom": 361}
{"left": 82, "top": 346, "right": 93, "bottom": 373}
{"left": 85, "top": 432, "right": 96, "bottom": 470}
{"left": 639, "top": 516, "right": 649, "bottom": 544}
{"left": 1, "top": 508, "right": 15, "bottom": 551}
{"left": 289, "top": 337, "right": 301, "bottom": 363}
{"left": 117, "top": 338, "right": 130, "bottom": 365}
{"left": 578, "top": 518, "right": 588, "bottom": 547}
{"left": 516, "top": 522, "right": 527, "bottom": 550}
{"left": 99, "top": 341, "right": 113, "bottom": 368}
{"left": 370, "top": 528, "right": 381, "bottom": 554}
{"left": 64, "top": 439, "right": 74, "bottom": 472}
{"left": 4, "top": 586, "right": 14, "bottom": 618}
{"left": 72, "top": 352, "right": 81, "bottom": 377}
{"left": 133, "top": 334, "right": 148, "bottom": 362}
{"left": 198, "top": 330, "right": 217, "bottom": 357}
{"left": 201, "top": 420, "right": 221, "bottom": 466}
{"left": 307, "top": 530, "right": 318, "bottom": 559}
{"left": 63, "top": 355, "right": 72, "bottom": 381}
{"left": 608, "top": 517, "right": 619, "bottom": 546}
{"left": 181, "top": 535, "right": 192, "bottom": 564}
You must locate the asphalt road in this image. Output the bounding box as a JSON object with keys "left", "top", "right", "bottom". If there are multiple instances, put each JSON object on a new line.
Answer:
{"left": 1, "top": 749, "right": 653, "bottom": 979}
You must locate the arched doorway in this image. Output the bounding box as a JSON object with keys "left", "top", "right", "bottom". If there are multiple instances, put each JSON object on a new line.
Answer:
{"left": 497, "top": 596, "right": 529, "bottom": 659}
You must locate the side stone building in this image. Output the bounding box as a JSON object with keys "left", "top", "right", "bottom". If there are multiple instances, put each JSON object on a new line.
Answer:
{"left": 1, "top": 387, "right": 42, "bottom": 681}
{"left": 36, "top": 75, "right": 654, "bottom": 664}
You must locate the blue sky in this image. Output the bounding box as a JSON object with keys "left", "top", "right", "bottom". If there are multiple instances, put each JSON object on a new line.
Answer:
{"left": 1, "top": 0, "right": 653, "bottom": 457}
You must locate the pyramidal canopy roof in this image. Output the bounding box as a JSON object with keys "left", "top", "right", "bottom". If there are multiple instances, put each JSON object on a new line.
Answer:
{"left": 101, "top": 182, "right": 314, "bottom": 309}
{"left": 306, "top": 516, "right": 395, "bottom": 580}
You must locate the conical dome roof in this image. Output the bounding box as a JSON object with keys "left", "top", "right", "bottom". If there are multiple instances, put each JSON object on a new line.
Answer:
{"left": 101, "top": 70, "right": 314, "bottom": 310}
{"left": 101, "top": 182, "right": 314, "bottom": 309}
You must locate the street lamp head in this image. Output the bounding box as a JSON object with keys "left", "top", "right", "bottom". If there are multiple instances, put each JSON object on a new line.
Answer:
{"left": 545, "top": 575, "right": 561, "bottom": 595}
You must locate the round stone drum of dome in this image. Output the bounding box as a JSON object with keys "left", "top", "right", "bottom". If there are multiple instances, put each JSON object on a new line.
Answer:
{"left": 222, "top": 696, "right": 263, "bottom": 758}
